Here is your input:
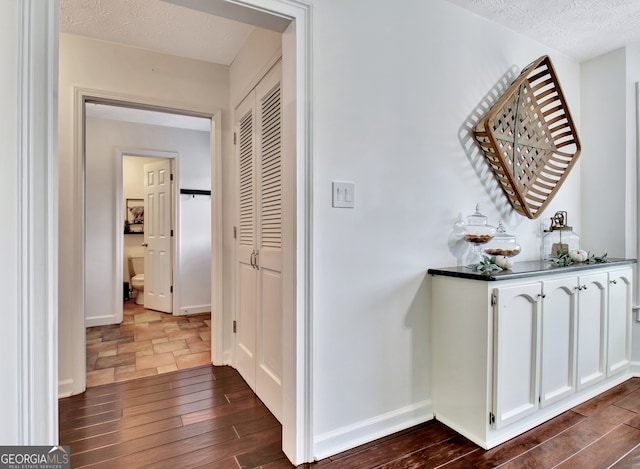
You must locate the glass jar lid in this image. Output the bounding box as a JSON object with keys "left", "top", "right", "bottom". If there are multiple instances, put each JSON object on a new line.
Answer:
{"left": 463, "top": 204, "right": 496, "bottom": 245}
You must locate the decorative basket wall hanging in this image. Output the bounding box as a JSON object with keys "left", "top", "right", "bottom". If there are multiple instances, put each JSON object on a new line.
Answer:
{"left": 473, "top": 55, "right": 581, "bottom": 219}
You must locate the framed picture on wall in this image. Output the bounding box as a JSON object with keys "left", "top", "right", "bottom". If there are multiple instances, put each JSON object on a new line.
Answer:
{"left": 125, "top": 198, "right": 144, "bottom": 234}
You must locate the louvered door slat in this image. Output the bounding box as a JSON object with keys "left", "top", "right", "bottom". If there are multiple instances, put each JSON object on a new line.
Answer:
{"left": 259, "top": 83, "right": 282, "bottom": 250}
{"left": 239, "top": 109, "right": 255, "bottom": 247}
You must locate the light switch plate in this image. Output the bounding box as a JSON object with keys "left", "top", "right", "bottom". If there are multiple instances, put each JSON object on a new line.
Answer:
{"left": 332, "top": 181, "right": 355, "bottom": 208}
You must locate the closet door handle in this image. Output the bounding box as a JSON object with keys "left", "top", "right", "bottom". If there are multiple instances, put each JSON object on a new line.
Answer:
{"left": 250, "top": 250, "right": 256, "bottom": 268}
{"left": 141, "top": 242, "right": 148, "bottom": 247}
{"left": 254, "top": 249, "right": 259, "bottom": 270}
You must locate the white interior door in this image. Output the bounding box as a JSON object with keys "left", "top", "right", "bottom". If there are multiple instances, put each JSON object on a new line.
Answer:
{"left": 255, "top": 63, "right": 283, "bottom": 421}
{"left": 236, "top": 91, "right": 258, "bottom": 390}
{"left": 144, "top": 159, "right": 173, "bottom": 313}
{"left": 235, "top": 61, "right": 283, "bottom": 422}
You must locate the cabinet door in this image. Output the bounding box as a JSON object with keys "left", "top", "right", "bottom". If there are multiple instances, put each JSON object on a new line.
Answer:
{"left": 607, "top": 268, "right": 632, "bottom": 376}
{"left": 493, "top": 283, "right": 541, "bottom": 429}
{"left": 540, "top": 277, "right": 577, "bottom": 407}
{"left": 576, "top": 272, "right": 608, "bottom": 390}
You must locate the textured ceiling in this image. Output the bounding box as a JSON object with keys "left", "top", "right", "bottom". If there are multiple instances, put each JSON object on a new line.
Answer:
{"left": 59, "top": 0, "right": 254, "bottom": 65}
{"left": 61, "top": 0, "right": 640, "bottom": 67}
{"left": 447, "top": 0, "right": 640, "bottom": 62}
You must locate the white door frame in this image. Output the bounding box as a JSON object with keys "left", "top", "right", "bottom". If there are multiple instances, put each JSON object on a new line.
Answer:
{"left": 117, "top": 150, "right": 179, "bottom": 316}
{"left": 235, "top": 1, "right": 313, "bottom": 463}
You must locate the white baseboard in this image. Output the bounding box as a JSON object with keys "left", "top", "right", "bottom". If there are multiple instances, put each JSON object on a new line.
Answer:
{"left": 177, "top": 304, "right": 212, "bottom": 316}
{"left": 58, "top": 379, "right": 74, "bottom": 399}
{"left": 85, "top": 315, "right": 119, "bottom": 327}
{"left": 630, "top": 361, "right": 640, "bottom": 376}
{"left": 313, "top": 400, "right": 433, "bottom": 461}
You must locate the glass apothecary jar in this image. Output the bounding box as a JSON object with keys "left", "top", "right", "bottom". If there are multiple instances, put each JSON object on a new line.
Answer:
{"left": 463, "top": 204, "right": 496, "bottom": 265}
{"left": 541, "top": 211, "right": 580, "bottom": 259}
{"left": 483, "top": 220, "right": 521, "bottom": 258}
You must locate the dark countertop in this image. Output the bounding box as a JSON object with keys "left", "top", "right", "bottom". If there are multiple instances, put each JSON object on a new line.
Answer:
{"left": 428, "top": 258, "right": 636, "bottom": 281}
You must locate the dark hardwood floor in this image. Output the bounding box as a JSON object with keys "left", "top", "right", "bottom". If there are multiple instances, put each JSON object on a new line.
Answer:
{"left": 59, "top": 366, "right": 640, "bottom": 468}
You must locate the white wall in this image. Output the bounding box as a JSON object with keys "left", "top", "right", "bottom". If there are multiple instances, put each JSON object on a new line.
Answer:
{"left": 583, "top": 46, "right": 640, "bottom": 365}
{"left": 581, "top": 46, "right": 640, "bottom": 363}
{"left": 307, "top": 0, "right": 581, "bottom": 458}
{"left": 581, "top": 49, "right": 628, "bottom": 256}
{"left": 59, "top": 33, "right": 231, "bottom": 396}
{"left": 84, "top": 118, "right": 212, "bottom": 325}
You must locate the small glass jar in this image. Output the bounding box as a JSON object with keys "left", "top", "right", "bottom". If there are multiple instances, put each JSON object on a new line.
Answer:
{"left": 463, "top": 204, "right": 496, "bottom": 265}
{"left": 542, "top": 211, "right": 580, "bottom": 259}
{"left": 483, "top": 220, "right": 521, "bottom": 258}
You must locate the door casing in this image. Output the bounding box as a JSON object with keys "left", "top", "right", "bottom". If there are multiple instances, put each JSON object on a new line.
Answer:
{"left": 75, "top": 90, "right": 223, "bottom": 387}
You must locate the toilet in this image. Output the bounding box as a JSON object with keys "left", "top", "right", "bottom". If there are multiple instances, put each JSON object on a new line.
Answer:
{"left": 128, "top": 256, "right": 144, "bottom": 305}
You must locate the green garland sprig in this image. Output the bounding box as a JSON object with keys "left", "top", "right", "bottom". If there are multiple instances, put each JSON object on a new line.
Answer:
{"left": 472, "top": 255, "right": 503, "bottom": 273}
{"left": 549, "top": 250, "right": 608, "bottom": 266}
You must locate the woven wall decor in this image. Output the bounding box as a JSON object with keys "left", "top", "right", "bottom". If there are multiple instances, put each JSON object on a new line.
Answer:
{"left": 473, "top": 55, "right": 581, "bottom": 219}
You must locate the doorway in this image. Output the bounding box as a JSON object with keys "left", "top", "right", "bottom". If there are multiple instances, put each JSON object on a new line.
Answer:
{"left": 83, "top": 102, "right": 215, "bottom": 386}
{"left": 54, "top": 1, "right": 312, "bottom": 464}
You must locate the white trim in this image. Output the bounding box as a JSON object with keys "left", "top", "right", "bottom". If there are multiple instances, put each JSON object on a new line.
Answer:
{"left": 211, "top": 110, "right": 225, "bottom": 366}
{"left": 313, "top": 401, "right": 433, "bottom": 461}
{"left": 636, "top": 81, "right": 640, "bottom": 308}
{"left": 17, "top": 0, "right": 59, "bottom": 444}
{"left": 86, "top": 316, "right": 122, "bottom": 328}
{"left": 178, "top": 304, "right": 212, "bottom": 315}
{"left": 57, "top": 380, "right": 73, "bottom": 399}
{"left": 630, "top": 361, "right": 640, "bottom": 376}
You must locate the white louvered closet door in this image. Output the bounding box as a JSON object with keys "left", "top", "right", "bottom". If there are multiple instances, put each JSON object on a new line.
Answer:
{"left": 235, "top": 61, "right": 283, "bottom": 422}
{"left": 235, "top": 89, "right": 258, "bottom": 392}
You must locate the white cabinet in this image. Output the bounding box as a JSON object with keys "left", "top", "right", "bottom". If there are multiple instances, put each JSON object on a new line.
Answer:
{"left": 430, "top": 262, "right": 633, "bottom": 450}
{"left": 539, "top": 277, "right": 577, "bottom": 407}
{"left": 607, "top": 268, "right": 633, "bottom": 375}
{"left": 492, "top": 283, "right": 541, "bottom": 429}
{"left": 575, "top": 272, "right": 608, "bottom": 390}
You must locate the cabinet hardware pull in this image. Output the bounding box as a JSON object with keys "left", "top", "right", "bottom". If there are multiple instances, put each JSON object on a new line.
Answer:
{"left": 250, "top": 250, "right": 256, "bottom": 268}
{"left": 538, "top": 293, "right": 546, "bottom": 298}
{"left": 611, "top": 280, "right": 618, "bottom": 285}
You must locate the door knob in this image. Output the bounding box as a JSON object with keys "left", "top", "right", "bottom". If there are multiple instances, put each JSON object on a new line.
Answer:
{"left": 141, "top": 242, "right": 148, "bottom": 247}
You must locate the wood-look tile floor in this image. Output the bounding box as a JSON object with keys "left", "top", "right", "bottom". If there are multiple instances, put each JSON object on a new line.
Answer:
{"left": 85, "top": 301, "right": 211, "bottom": 387}
{"left": 60, "top": 367, "right": 640, "bottom": 469}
